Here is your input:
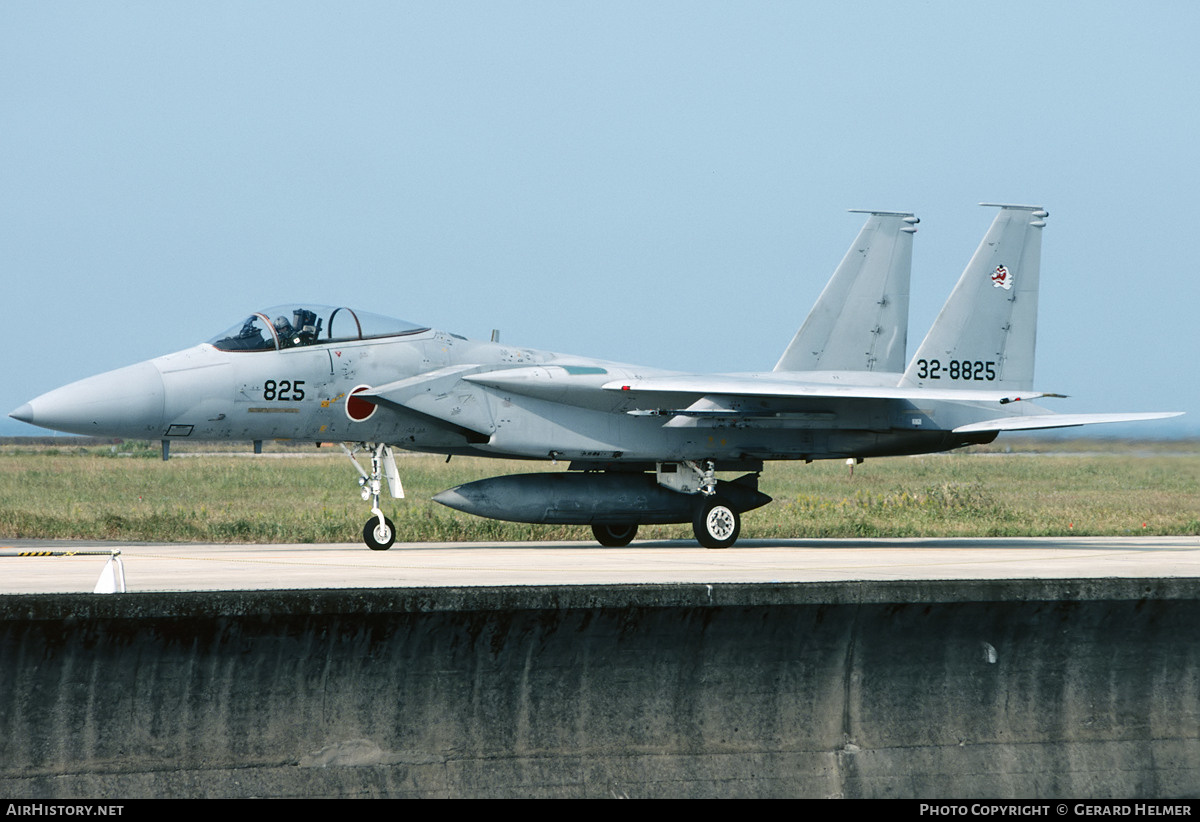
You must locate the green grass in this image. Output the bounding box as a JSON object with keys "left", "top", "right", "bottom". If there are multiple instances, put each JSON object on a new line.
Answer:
{"left": 1, "top": 440, "right": 1197, "bottom": 542}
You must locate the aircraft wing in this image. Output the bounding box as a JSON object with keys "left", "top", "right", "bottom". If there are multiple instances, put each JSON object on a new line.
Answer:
{"left": 953, "top": 412, "right": 1183, "bottom": 433}
{"left": 601, "top": 375, "right": 1049, "bottom": 405}
{"left": 369, "top": 365, "right": 1182, "bottom": 435}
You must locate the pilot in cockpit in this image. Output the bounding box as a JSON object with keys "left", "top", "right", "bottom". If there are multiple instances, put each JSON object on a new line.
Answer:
{"left": 273, "top": 315, "right": 295, "bottom": 347}
{"left": 275, "top": 308, "right": 322, "bottom": 348}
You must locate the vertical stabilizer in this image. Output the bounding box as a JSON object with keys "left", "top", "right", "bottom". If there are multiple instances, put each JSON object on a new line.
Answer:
{"left": 774, "top": 210, "right": 918, "bottom": 373}
{"left": 902, "top": 204, "right": 1048, "bottom": 391}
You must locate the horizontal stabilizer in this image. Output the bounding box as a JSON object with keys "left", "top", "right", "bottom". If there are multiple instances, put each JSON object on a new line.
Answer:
{"left": 953, "top": 412, "right": 1183, "bottom": 434}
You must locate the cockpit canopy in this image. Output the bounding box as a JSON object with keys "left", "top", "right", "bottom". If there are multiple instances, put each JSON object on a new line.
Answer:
{"left": 207, "top": 304, "right": 429, "bottom": 352}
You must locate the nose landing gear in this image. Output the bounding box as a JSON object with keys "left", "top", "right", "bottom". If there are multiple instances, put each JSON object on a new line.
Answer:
{"left": 363, "top": 515, "right": 397, "bottom": 551}
{"left": 342, "top": 443, "right": 403, "bottom": 550}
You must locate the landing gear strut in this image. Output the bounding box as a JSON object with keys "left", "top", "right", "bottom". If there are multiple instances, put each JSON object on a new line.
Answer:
{"left": 343, "top": 443, "right": 403, "bottom": 550}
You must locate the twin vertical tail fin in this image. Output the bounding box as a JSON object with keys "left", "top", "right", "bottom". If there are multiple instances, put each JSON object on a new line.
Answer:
{"left": 902, "top": 204, "right": 1048, "bottom": 392}
{"left": 774, "top": 210, "right": 918, "bottom": 373}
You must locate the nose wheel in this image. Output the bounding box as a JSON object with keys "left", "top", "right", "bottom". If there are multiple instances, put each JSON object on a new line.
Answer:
{"left": 342, "top": 443, "right": 404, "bottom": 550}
{"left": 364, "top": 515, "right": 397, "bottom": 551}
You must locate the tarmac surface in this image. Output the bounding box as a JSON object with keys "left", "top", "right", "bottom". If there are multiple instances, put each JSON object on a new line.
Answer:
{"left": 6, "top": 536, "right": 1200, "bottom": 797}
{"left": 2, "top": 535, "right": 1198, "bottom": 594}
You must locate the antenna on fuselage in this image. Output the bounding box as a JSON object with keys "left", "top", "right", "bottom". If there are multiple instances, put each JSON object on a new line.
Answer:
{"left": 491, "top": 329, "right": 500, "bottom": 343}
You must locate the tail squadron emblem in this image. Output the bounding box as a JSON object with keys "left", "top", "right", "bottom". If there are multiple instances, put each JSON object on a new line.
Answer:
{"left": 991, "top": 264, "right": 1013, "bottom": 290}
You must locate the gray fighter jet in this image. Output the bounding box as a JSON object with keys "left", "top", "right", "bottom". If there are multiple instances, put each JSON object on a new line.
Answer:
{"left": 11, "top": 205, "right": 1180, "bottom": 549}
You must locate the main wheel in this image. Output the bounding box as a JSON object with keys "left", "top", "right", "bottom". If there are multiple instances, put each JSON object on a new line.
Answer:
{"left": 363, "top": 516, "right": 397, "bottom": 550}
{"left": 591, "top": 523, "right": 638, "bottom": 547}
{"left": 693, "top": 496, "right": 740, "bottom": 549}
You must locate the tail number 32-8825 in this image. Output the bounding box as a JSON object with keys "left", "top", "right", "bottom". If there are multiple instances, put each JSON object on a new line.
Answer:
{"left": 915, "top": 360, "right": 996, "bottom": 381}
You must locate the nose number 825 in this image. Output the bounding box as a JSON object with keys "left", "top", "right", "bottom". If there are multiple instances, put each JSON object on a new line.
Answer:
{"left": 263, "top": 379, "right": 305, "bottom": 401}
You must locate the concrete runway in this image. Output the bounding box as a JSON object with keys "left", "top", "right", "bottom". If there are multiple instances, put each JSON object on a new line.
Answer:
{"left": 2, "top": 535, "right": 1199, "bottom": 593}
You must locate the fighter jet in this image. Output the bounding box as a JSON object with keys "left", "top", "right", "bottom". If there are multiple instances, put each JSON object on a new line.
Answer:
{"left": 11, "top": 204, "right": 1181, "bottom": 550}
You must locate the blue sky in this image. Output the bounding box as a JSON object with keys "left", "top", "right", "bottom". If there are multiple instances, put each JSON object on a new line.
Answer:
{"left": 3, "top": 1, "right": 1197, "bottom": 436}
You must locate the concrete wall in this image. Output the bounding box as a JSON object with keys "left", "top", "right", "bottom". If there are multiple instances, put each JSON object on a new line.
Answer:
{"left": 2, "top": 580, "right": 1198, "bottom": 798}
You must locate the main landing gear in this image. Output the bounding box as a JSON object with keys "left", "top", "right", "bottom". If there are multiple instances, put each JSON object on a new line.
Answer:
{"left": 680, "top": 460, "right": 740, "bottom": 549}
{"left": 590, "top": 508, "right": 738, "bottom": 549}
{"left": 343, "top": 443, "right": 403, "bottom": 550}
{"left": 693, "top": 495, "right": 740, "bottom": 550}
{"left": 656, "top": 459, "right": 743, "bottom": 550}
{"left": 591, "top": 523, "right": 639, "bottom": 547}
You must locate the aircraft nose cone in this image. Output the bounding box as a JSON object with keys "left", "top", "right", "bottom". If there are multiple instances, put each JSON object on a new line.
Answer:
{"left": 15, "top": 361, "right": 166, "bottom": 437}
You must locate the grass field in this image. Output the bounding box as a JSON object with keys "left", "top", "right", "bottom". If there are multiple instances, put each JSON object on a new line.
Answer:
{"left": 1, "top": 438, "right": 1197, "bottom": 543}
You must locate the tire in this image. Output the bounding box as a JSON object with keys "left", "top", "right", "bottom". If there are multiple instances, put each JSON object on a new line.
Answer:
{"left": 363, "top": 516, "right": 397, "bottom": 550}
{"left": 591, "top": 523, "right": 638, "bottom": 547}
{"left": 693, "top": 496, "right": 740, "bottom": 549}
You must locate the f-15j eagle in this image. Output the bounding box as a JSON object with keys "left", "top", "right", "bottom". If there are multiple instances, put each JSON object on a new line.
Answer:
{"left": 11, "top": 204, "right": 1180, "bottom": 549}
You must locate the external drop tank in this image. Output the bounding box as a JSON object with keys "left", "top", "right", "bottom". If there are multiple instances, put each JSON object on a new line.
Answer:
{"left": 433, "top": 471, "right": 771, "bottom": 525}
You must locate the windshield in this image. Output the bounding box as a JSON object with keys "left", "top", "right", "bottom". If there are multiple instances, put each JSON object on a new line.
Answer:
{"left": 207, "top": 304, "right": 429, "bottom": 352}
